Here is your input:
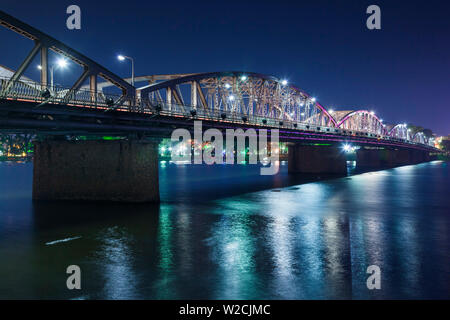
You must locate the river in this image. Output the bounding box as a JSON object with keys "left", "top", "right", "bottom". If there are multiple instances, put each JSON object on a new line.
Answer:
{"left": 0, "top": 160, "right": 449, "bottom": 299}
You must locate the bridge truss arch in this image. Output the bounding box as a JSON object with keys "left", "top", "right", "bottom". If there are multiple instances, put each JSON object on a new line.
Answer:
{"left": 138, "top": 71, "right": 336, "bottom": 127}
{"left": 336, "top": 110, "right": 387, "bottom": 135}
{"left": 412, "top": 131, "right": 427, "bottom": 144}
{"left": 388, "top": 124, "right": 411, "bottom": 140}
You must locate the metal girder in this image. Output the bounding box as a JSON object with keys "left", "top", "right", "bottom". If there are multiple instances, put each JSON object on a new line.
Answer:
{"left": 0, "top": 10, "right": 134, "bottom": 98}
{"left": 336, "top": 110, "right": 387, "bottom": 135}
{"left": 137, "top": 71, "right": 335, "bottom": 126}
{"left": 1, "top": 41, "right": 41, "bottom": 95}
{"left": 63, "top": 68, "right": 90, "bottom": 101}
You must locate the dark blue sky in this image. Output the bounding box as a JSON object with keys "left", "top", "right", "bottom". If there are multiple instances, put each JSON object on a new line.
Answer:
{"left": 1, "top": 0, "right": 449, "bottom": 134}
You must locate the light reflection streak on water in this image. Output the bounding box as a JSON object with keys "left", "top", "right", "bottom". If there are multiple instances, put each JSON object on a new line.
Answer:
{"left": 155, "top": 205, "right": 175, "bottom": 298}
{"left": 267, "top": 183, "right": 332, "bottom": 298}
{"left": 267, "top": 214, "right": 296, "bottom": 298}
{"left": 346, "top": 171, "right": 388, "bottom": 297}
{"left": 176, "top": 207, "right": 193, "bottom": 276}
{"left": 212, "top": 212, "right": 257, "bottom": 299}
{"left": 97, "top": 226, "right": 136, "bottom": 299}
{"left": 391, "top": 166, "right": 420, "bottom": 297}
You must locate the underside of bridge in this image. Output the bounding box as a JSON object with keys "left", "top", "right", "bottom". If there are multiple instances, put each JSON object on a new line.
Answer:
{"left": 288, "top": 144, "right": 434, "bottom": 175}
{"left": 288, "top": 144, "right": 348, "bottom": 174}
{"left": 356, "top": 148, "right": 432, "bottom": 168}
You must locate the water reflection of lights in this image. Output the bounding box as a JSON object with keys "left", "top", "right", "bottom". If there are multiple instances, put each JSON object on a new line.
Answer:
{"left": 155, "top": 206, "right": 175, "bottom": 298}
{"left": 268, "top": 214, "right": 297, "bottom": 298}
{"left": 210, "top": 213, "right": 257, "bottom": 299}
{"left": 97, "top": 226, "right": 136, "bottom": 299}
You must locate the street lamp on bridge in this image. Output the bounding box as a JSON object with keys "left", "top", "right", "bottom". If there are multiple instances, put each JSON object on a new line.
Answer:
{"left": 117, "top": 55, "right": 135, "bottom": 87}
{"left": 37, "top": 58, "right": 68, "bottom": 91}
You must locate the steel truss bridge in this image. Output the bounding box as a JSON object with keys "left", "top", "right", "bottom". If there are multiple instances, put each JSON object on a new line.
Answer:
{"left": 0, "top": 10, "right": 438, "bottom": 152}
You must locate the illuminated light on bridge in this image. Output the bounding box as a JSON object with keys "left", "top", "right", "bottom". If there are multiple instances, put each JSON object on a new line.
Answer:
{"left": 56, "top": 58, "right": 68, "bottom": 69}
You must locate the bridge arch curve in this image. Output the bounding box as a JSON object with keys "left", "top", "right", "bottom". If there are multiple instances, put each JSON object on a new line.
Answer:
{"left": 388, "top": 124, "right": 410, "bottom": 140}
{"left": 138, "top": 71, "right": 337, "bottom": 127}
{"left": 412, "top": 131, "right": 427, "bottom": 144}
{"left": 336, "top": 110, "right": 387, "bottom": 135}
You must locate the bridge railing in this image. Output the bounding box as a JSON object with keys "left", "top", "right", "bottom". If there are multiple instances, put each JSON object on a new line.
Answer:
{"left": 0, "top": 77, "right": 434, "bottom": 148}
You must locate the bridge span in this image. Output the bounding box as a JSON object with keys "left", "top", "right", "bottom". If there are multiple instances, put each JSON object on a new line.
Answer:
{"left": 0, "top": 10, "right": 441, "bottom": 202}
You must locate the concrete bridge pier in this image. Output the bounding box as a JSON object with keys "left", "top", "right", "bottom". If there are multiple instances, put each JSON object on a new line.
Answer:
{"left": 288, "top": 144, "right": 347, "bottom": 174}
{"left": 33, "top": 139, "right": 160, "bottom": 202}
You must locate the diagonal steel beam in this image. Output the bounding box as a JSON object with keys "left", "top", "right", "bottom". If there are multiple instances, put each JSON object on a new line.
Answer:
{"left": 63, "top": 68, "right": 90, "bottom": 102}
{"left": 1, "top": 41, "right": 41, "bottom": 95}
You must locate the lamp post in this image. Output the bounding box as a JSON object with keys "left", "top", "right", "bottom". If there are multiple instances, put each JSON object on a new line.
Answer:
{"left": 118, "top": 55, "right": 134, "bottom": 87}
{"left": 38, "top": 58, "right": 68, "bottom": 92}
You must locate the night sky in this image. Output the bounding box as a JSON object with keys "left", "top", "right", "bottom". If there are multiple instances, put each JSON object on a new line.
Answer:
{"left": 1, "top": 0, "right": 449, "bottom": 135}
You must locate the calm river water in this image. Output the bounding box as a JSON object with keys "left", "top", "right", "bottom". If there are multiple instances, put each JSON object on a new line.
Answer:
{"left": 0, "top": 161, "right": 449, "bottom": 299}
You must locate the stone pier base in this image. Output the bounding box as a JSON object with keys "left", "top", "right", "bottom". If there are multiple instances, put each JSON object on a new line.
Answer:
{"left": 288, "top": 144, "right": 347, "bottom": 174}
{"left": 33, "top": 140, "right": 159, "bottom": 202}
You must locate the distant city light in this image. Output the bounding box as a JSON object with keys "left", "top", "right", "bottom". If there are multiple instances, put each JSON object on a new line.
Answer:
{"left": 311, "top": 97, "right": 316, "bottom": 102}
{"left": 370, "top": 111, "right": 375, "bottom": 115}
{"left": 329, "top": 109, "right": 334, "bottom": 113}
{"left": 228, "top": 95, "right": 235, "bottom": 101}
{"left": 240, "top": 75, "right": 247, "bottom": 81}
{"left": 37, "top": 65, "right": 42, "bottom": 70}
{"left": 224, "top": 83, "right": 231, "bottom": 89}
{"left": 281, "top": 79, "right": 288, "bottom": 86}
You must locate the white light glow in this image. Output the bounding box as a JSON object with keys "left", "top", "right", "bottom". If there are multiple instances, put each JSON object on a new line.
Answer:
{"left": 228, "top": 95, "right": 235, "bottom": 101}
{"left": 281, "top": 79, "right": 288, "bottom": 86}
{"left": 118, "top": 55, "right": 125, "bottom": 61}
{"left": 240, "top": 75, "right": 247, "bottom": 81}
{"left": 57, "top": 59, "right": 68, "bottom": 68}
